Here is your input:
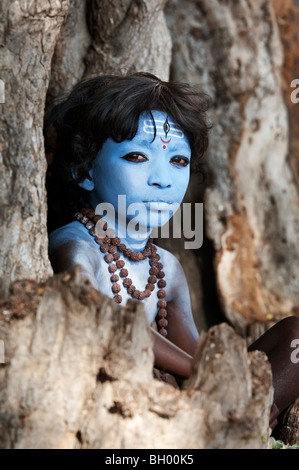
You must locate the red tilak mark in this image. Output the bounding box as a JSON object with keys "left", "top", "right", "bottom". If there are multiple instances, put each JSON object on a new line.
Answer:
{"left": 160, "top": 137, "right": 171, "bottom": 144}
{"left": 163, "top": 145, "right": 166, "bottom": 149}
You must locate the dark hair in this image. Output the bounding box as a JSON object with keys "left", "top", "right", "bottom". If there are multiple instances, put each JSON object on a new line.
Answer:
{"left": 44, "top": 72, "right": 211, "bottom": 232}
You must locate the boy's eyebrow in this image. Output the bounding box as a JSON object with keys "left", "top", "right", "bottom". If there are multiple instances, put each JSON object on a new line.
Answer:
{"left": 134, "top": 137, "right": 191, "bottom": 154}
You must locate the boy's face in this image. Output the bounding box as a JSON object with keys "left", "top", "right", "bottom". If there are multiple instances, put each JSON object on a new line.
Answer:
{"left": 88, "top": 110, "right": 191, "bottom": 229}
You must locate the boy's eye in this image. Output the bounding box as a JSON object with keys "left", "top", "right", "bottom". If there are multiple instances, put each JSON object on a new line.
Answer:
{"left": 121, "top": 152, "right": 148, "bottom": 162}
{"left": 170, "top": 156, "right": 190, "bottom": 167}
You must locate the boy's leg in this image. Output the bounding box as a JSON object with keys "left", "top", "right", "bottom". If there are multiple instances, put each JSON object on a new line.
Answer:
{"left": 248, "top": 316, "right": 299, "bottom": 429}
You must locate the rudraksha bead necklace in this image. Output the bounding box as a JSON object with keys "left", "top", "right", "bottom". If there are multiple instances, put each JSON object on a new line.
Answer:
{"left": 74, "top": 208, "right": 168, "bottom": 337}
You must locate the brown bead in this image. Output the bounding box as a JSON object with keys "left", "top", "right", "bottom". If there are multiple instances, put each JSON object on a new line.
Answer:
{"left": 148, "top": 275, "right": 157, "bottom": 284}
{"left": 85, "top": 221, "right": 94, "bottom": 230}
{"left": 86, "top": 209, "right": 95, "bottom": 219}
{"left": 119, "top": 244, "right": 126, "bottom": 252}
{"left": 146, "top": 283, "right": 155, "bottom": 292}
{"left": 89, "top": 226, "right": 96, "bottom": 237}
{"left": 159, "top": 327, "right": 167, "bottom": 337}
{"left": 108, "top": 264, "right": 117, "bottom": 273}
{"left": 144, "top": 289, "right": 151, "bottom": 298}
{"left": 154, "top": 254, "right": 160, "bottom": 261}
{"left": 93, "top": 215, "right": 102, "bottom": 223}
{"left": 120, "top": 268, "right": 128, "bottom": 278}
{"left": 157, "top": 271, "right": 165, "bottom": 279}
{"left": 158, "top": 279, "right": 167, "bottom": 288}
{"left": 158, "top": 308, "right": 167, "bottom": 318}
{"left": 116, "top": 260, "right": 125, "bottom": 269}
{"left": 156, "top": 262, "right": 163, "bottom": 270}
{"left": 130, "top": 252, "right": 138, "bottom": 261}
{"left": 80, "top": 208, "right": 89, "bottom": 216}
{"left": 104, "top": 236, "right": 111, "bottom": 245}
{"left": 149, "top": 259, "right": 158, "bottom": 267}
{"left": 149, "top": 266, "right": 159, "bottom": 276}
{"left": 114, "top": 294, "right": 122, "bottom": 304}
{"left": 132, "top": 290, "right": 145, "bottom": 300}
{"left": 132, "top": 290, "right": 141, "bottom": 299}
{"left": 74, "top": 212, "right": 83, "bottom": 222}
{"left": 151, "top": 245, "right": 157, "bottom": 253}
{"left": 112, "top": 237, "right": 121, "bottom": 246}
{"left": 123, "top": 278, "right": 132, "bottom": 288}
{"left": 136, "top": 252, "right": 145, "bottom": 261}
{"left": 104, "top": 254, "right": 114, "bottom": 264}
{"left": 108, "top": 245, "right": 117, "bottom": 254}
{"left": 113, "top": 253, "right": 120, "bottom": 261}
{"left": 112, "top": 284, "right": 121, "bottom": 293}
{"left": 124, "top": 249, "right": 133, "bottom": 258}
{"left": 95, "top": 237, "right": 104, "bottom": 245}
{"left": 110, "top": 274, "right": 119, "bottom": 283}
{"left": 142, "top": 248, "right": 151, "bottom": 256}
{"left": 157, "top": 299, "right": 167, "bottom": 308}
{"left": 157, "top": 289, "right": 166, "bottom": 299}
{"left": 158, "top": 318, "right": 168, "bottom": 328}
{"left": 127, "top": 285, "right": 136, "bottom": 294}
{"left": 100, "top": 243, "right": 109, "bottom": 253}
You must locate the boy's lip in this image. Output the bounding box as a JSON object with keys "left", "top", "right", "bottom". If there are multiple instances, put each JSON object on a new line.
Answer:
{"left": 142, "top": 200, "right": 176, "bottom": 211}
{"left": 143, "top": 200, "right": 174, "bottom": 204}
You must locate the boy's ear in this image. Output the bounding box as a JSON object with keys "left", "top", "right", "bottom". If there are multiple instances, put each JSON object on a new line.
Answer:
{"left": 73, "top": 169, "right": 95, "bottom": 191}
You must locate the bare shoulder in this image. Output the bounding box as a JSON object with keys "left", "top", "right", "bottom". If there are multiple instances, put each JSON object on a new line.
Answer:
{"left": 155, "top": 245, "right": 189, "bottom": 299}
{"left": 49, "top": 221, "right": 101, "bottom": 280}
{"left": 49, "top": 221, "right": 95, "bottom": 251}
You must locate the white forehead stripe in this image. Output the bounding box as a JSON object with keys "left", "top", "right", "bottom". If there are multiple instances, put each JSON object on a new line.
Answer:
{"left": 143, "top": 119, "right": 184, "bottom": 139}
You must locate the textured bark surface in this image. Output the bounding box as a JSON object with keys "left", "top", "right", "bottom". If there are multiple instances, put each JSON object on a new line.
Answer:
{"left": 0, "top": 0, "right": 71, "bottom": 294}
{"left": 84, "top": 0, "right": 172, "bottom": 80}
{"left": 279, "top": 398, "right": 299, "bottom": 445}
{"left": 165, "top": 0, "right": 299, "bottom": 335}
{"left": 46, "top": 0, "right": 91, "bottom": 104}
{"left": 270, "top": 0, "right": 299, "bottom": 190}
{"left": 0, "top": 267, "right": 273, "bottom": 449}
{"left": 1, "top": 0, "right": 298, "bottom": 449}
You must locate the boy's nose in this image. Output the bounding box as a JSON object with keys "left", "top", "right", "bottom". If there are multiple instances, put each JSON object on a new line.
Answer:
{"left": 147, "top": 164, "right": 172, "bottom": 189}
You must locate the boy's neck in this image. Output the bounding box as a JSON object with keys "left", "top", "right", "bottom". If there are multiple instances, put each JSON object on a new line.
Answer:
{"left": 96, "top": 210, "right": 152, "bottom": 252}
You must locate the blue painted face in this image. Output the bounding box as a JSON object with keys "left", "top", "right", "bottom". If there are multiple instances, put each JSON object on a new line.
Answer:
{"left": 85, "top": 111, "right": 191, "bottom": 230}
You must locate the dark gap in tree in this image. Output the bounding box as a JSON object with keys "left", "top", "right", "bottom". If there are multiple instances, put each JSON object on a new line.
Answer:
{"left": 199, "top": 235, "right": 226, "bottom": 329}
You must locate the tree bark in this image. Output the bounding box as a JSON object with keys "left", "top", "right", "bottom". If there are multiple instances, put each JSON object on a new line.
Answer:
{"left": 270, "top": 0, "right": 299, "bottom": 190}
{"left": 46, "top": 0, "right": 91, "bottom": 105}
{"left": 279, "top": 398, "right": 299, "bottom": 445}
{"left": 84, "top": 0, "right": 172, "bottom": 80}
{"left": 1, "top": 0, "right": 295, "bottom": 449}
{"left": 165, "top": 0, "right": 299, "bottom": 335}
{"left": 0, "top": 267, "right": 273, "bottom": 449}
{"left": 0, "top": 0, "right": 71, "bottom": 295}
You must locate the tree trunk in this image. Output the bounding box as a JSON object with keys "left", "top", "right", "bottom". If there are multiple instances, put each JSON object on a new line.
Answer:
{"left": 165, "top": 0, "right": 299, "bottom": 336}
{"left": 0, "top": 0, "right": 71, "bottom": 296}
{"left": 279, "top": 398, "right": 299, "bottom": 446}
{"left": 0, "top": 267, "right": 273, "bottom": 449}
{"left": 1, "top": 0, "right": 297, "bottom": 449}
{"left": 84, "top": 0, "right": 171, "bottom": 80}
